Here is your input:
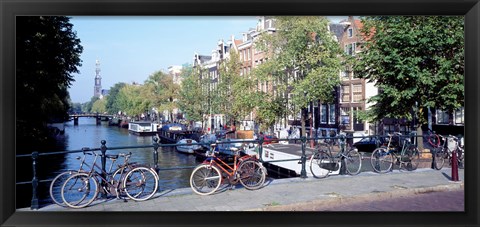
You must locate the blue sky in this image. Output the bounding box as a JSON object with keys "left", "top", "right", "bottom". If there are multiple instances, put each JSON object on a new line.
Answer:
{"left": 68, "top": 16, "right": 348, "bottom": 103}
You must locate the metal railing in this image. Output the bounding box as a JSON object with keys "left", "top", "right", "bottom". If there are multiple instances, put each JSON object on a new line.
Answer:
{"left": 17, "top": 133, "right": 437, "bottom": 210}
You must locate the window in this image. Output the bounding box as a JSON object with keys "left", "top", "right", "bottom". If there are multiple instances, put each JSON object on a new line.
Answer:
{"left": 345, "top": 43, "right": 356, "bottom": 56}
{"left": 321, "top": 104, "right": 327, "bottom": 123}
{"left": 340, "top": 107, "right": 350, "bottom": 125}
{"left": 341, "top": 85, "right": 350, "bottom": 103}
{"left": 436, "top": 109, "right": 450, "bottom": 124}
{"left": 352, "top": 84, "right": 362, "bottom": 102}
{"left": 454, "top": 107, "right": 464, "bottom": 125}
{"left": 348, "top": 28, "right": 353, "bottom": 37}
{"left": 353, "top": 107, "right": 362, "bottom": 124}
{"left": 329, "top": 104, "right": 336, "bottom": 124}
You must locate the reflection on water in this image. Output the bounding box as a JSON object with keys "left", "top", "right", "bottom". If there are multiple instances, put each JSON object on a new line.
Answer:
{"left": 17, "top": 117, "right": 200, "bottom": 208}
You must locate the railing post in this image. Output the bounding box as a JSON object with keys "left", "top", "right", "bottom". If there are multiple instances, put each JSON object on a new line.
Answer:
{"left": 30, "top": 151, "right": 39, "bottom": 210}
{"left": 100, "top": 140, "right": 107, "bottom": 197}
{"left": 300, "top": 136, "right": 307, "bottom": 178}
{"left": 152, "top": 136, "right": 160, "bottom": 172}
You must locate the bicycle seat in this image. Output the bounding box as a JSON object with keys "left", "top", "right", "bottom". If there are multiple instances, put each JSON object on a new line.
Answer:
{"left": 210, "top": 143, "right": 217, "bottom": 147}
{"left": 105, "top": 154, "right": 119, "bottom": 160}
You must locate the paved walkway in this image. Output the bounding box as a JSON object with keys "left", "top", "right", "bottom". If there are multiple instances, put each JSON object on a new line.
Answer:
{"left": 20, "top": 167, "right": 464, "bottom": 212}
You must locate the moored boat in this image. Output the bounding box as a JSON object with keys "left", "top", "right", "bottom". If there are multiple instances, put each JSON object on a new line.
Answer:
{"left": 176, "top": 139, "right": 203, "bottom": 154}
{"left": 128, "top": 121, "right": 160, "bottom": 136}
{"left": 157, "top": 123, "right": 201, "bottom": 144}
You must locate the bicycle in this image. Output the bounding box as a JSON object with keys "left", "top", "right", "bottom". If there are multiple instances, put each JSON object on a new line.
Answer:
{"left": 429, "top": 133, "right": 464, "bottom": 170}
{"left": 61, "top": 151, "right": 159, "bottom": 208}
{"left": 189, "top": 143, "right": 267, "bottom": 195}
{"left": 309, "top": 134, "right": 362, "bottom": 178}
{"left": 370, "top": 132, "right": 420, "bottom": 173}
{"left": 49, "top": 149, "right": 131, "bottom": 207}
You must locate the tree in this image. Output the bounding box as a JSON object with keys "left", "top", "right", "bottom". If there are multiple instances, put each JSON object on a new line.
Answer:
{"left": 177, "top": 65, "right": 208, "bottom": 124}
{"left": 105, "top": 82, "right": 127, "bottom": 114}
{"left": 116, "top": 84, "right": 151, "bottom": 118}
{"left": 16, "top": 16, "right": 83, "bottom": 152}
{"left": 353, "top": 16, "right": 464, "bottom": 131}
{"left": 255, "top": 16, "right": 343, "bottom": 135}
{"left": 91, "top": 98, "right": 107, "bottom": 113}
{"left": 144, "top": 71, "right": 180, "bottom": 121}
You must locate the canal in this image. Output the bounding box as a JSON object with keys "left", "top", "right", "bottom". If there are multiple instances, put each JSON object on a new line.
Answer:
{"left": 17, "top": 117, "right": 200, "bottom": 209}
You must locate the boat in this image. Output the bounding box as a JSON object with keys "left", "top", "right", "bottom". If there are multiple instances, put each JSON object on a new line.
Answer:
{"left": 175, "top": 139, "right": 203, "bottom": 154}
{"left": 157, "top": 123, "right": 201, "bottom": 144}
{"left": 128, "top": 121, "right": 160, "bottom": 136}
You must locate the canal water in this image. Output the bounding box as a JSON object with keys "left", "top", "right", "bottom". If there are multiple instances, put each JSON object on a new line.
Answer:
{"left": 17, "top": 117, "right": 200, "bottom": 209}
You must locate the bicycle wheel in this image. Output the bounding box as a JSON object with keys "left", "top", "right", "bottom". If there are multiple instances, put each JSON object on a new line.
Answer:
{"left": 433, "top": 147, "right": 446, "bottom": 170}
{"left": 309, "top": 150, "right": 332, "bottom": 178}
{"left": 345, "top": 149, "right": 362, "bottom": 175}
{"left": 61, "top": 172, "right": 99, "bottom": 208}
{"left": 190, "top": 164, "right": 222, "bottom": 195}
{"left": 49, "top": 170, "right": 79, "bottom": 207}
{"left": 370, "top": 148, "right": 393, "bottom": 173}
{"left": 123, "top": 166, "right": 159, "bottom": 201}
{"left": 403, "top": 146, "right": 420, "bottom": 171}
{"left": 238, "top": 160, "right": 266, "bottom": 190}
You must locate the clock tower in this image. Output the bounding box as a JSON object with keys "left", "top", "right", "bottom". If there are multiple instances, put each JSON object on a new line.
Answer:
{"left": 94, "top": 60, "right": 102, "bottom": 98}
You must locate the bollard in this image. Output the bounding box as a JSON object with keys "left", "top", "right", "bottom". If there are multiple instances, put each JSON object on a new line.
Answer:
{"left": 100, "top": 140, "right": 108, "bottom": 198}
{"left": 300, "top": 136, "right": 307, "bottom": 178}
{"left": 451, "top": 148, "right": 459, "bottom": 181}
{"left": 30, "top": 151, "right": 39, "bottom": 210}
{"left": 152, "top": 136, "right": 160, "bottom": 172}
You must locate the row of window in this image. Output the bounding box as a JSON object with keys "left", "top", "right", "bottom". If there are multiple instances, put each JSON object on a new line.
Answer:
{"left": 437, "top": 108, "right": 464, "bottom": 125}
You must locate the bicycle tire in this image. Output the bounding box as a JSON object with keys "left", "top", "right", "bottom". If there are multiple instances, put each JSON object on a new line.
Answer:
{"left": 190, "top": 164, "right": 222, "bottom": 195}
{"left": 49, "top": 170, "right": 82, "bottom": 207}
{"left": 433, "top": 147, "right": 446, "bottom": 170}
{"left": 345, "top": 149, "right": 362, "bottom": 175}
{"left": 61, "top": 172, "right": 99, "bottom": 208}
{"left": 309, "top": 150, "right": 331, "bottom": 179}
{"left": 124, "top": 166, "right": 159, "bottom": 201}
{"left": 238, "top": 160, "right": 266, "bottom": 190}
{"left": 404, "top": 145, "right": 420, "bottom": 171}
{"left": 371, "top": 147, "right": 393, "bottom": 173}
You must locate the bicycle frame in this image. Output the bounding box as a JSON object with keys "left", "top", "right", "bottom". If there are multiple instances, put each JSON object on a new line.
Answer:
{"left": 204, "top": 146, "right": 256, "bottom": 182}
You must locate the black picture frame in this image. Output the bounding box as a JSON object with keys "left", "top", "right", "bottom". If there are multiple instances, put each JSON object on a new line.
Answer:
{"left": 2, "top": 0, "right": 479, "bottom": 226}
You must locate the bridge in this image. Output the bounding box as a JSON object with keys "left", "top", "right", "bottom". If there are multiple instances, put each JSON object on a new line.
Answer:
{"left": 69, "top": 113, "right": 114, "bottom": 125}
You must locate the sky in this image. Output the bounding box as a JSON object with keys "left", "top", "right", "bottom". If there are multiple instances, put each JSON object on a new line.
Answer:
{"left": 68, "top": 16, "right": 349, "bottom": 103}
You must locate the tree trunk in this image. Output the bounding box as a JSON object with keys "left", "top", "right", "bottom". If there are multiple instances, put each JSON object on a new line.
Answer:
{"left": 301, "top": 107, "right": 307, "bottom": 138}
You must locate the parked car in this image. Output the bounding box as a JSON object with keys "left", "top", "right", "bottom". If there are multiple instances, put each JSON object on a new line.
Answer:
{"left": 353, "top": 136, "right": 384, "bottom": 153}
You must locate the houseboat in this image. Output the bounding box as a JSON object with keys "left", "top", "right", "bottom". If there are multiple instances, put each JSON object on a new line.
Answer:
{"left": 157, "top": 123, "right": 201, "bottom": 144}
{"left": 128, "top": 121, "right": 160, "bottom": 136}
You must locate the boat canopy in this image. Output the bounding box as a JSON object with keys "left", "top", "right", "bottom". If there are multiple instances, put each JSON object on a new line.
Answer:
{"left": 160, "top": 123, "right": 187, "bottom": 132}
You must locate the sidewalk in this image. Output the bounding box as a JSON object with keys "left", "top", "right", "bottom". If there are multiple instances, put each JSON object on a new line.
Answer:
{"left": 20, "top": 167, "right": 464, "bottom": 212}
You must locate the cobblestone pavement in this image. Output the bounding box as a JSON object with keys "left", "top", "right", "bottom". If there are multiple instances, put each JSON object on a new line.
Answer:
{"left": 272, "top": 188, "right": 464, "bottom": 211}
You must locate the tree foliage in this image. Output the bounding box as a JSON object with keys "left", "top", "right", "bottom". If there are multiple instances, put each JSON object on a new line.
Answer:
{"left": 354, "top": 16, "right": 464, "bottom": 125}
{"left": 177, "top": 65, "right": 208, "bottom": 122}
{"left": 16, "top": 16, "right": 83, "bottom": 151}
{"left": 255, "top": 16, "right": 343, "bottom": 134}
{"left": 144, "top": 71, "right": 180, "bottom": 121}
{"left": 105, "top": 82, "right": 127, "bottom": 114}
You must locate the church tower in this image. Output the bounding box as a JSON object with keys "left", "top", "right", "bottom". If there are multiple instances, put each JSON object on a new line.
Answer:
{"left": 94, "top": 60, "right": 102, "bottom": 98}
